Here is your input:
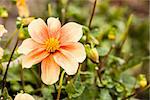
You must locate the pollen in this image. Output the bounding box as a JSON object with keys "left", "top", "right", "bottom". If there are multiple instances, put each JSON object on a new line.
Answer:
{"left": 45, "top": 38, "right": 60, "bottom": 53}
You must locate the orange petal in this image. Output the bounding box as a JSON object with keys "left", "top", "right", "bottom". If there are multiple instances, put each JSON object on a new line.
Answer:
{"left": 14, "top": 93, "right": 35, "bottom": 100}
{"left": 18, "top": 38, "right": 44, "bottom": 55}
{"left": 61, "top": 42, "right": 86, "bottom": 63}
{"left": 22, "top": 48, "right": 49, "bottom": 68}
{"left": 47, "top": 17, "right": 61, "bottom": 38}
{"left": 53, "top": 49, "right": 79, "bottom": 75}
{"left": 59, "top": 22, "right": 83, "bottom": 43}
{"left": 28, "top": 18, "right": 49, "bottom": 44}
{"left": 41, "top": 55, "right": 60, "bottom": 85}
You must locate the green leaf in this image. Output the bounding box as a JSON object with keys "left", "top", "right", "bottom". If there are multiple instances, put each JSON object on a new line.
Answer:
{"left": 97, "top": 47, "right": 109, "bottom": 56}
{"left": 75, "top": 85, "right": 97, "bottom": 100}
{"left": 10, "top": 81, "right": 21, "bottom": 91}
{"left": 24, "top": 85, "right": 34, "bottom": 93}
{"left": 120, "top": 72, "right": 136, "bottom": 92}
{"left": 65, "top": 76, "right": 85, "bottom": 99}
{"left": 98, "top": 89, "right": 112, "bottom": 100}
{"left": 109, "top": 55, "right": 125, "bottom": 65}
{"left": 1, "top": 87, "right": 12, "bottom": 100}
{"left": 115, "top": 83, "right": 124, "bottom": 93}
{"left": 41, "top": 86, "right": 53, "bottom": 100}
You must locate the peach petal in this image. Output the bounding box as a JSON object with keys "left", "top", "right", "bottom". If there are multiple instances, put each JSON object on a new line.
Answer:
{"left": 59, "top": 22, "right": 83, "bottom": 44}
{"left": 18, "top": 38, "right": 44, "bottom": 55}
{"left": 14, "top": 93, "right": 35, "bottom": 100}
{"left": 41, "top": 55, "right": 60, "bottom": 85}
{"left": 61, "top": 42, "right": 86, "bottom": 63}
{"left": 22, "top": 48, "right": 49, "bottom": 68}
{"left": 53, "top": 49, "right": 79, "bottom": 75}
{"left": 47, "top": 17, "right": 61, "bottom": 38}
{"left": 28, "top": 18, "right": 49, "bottom": 44}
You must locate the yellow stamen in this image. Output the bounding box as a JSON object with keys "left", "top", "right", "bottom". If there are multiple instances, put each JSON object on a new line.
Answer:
{"left": 45, "top": 38, "right": 60, "bottom": 52}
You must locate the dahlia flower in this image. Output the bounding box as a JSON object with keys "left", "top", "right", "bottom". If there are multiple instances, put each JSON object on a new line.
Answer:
{"left": 18, "top": 17, "right": 86, "bottom": 85}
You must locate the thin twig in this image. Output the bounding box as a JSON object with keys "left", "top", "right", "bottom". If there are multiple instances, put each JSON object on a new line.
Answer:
{"left": 88, "top": 0, "right": 97, "bottom": 29}
{"left": 97, "top": 45, "right": 114, "bottom": 82}
{"left": 73, "top": 64, "right": 82, "bottom": 82}
{"left": 1, "top": 38, "right": 19, "bottom": 93}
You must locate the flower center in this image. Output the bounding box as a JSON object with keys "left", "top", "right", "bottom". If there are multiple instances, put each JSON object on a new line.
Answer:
{"left": 45, "top": 38, "right": 60, "bottom": 53}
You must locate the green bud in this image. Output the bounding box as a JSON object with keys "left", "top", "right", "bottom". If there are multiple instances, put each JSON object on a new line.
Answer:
{"left": 0, "top": 7, "right": 8, "bottom": 18}
{"left": 85, "top": 45, "right": 99, "bottom": 63}
{"left": 18, "top": 28, "right": 25, "bottom": 40}
{"left": 88, "top": 34, "right": 99, "bottom": 45}
{"left": 137, "top": 74, "right": 147, "bottom": 88}
{"left": 21, "top": 17, "right": 35, "bottom": 26}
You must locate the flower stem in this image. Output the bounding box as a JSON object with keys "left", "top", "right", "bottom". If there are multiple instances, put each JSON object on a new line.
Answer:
{"left": 20, "top": 63, "right": 25, "bottom": 92}
{"left": 48, "top": 3, "right": 52, "bottom": 17}
{"left": 1, "top": 38, "right": 19, "bottom": 93}
{"left": 117, "top": 14, "right": 133, "bottom": 53}
{"left": 88, "top": 0, "right": 97, "bottom": 29}
{"left": 56, "top": 71, "right": 65, "bottom": 100}
{"left": 96, "top": 45, "right": 114, "bottom": 82}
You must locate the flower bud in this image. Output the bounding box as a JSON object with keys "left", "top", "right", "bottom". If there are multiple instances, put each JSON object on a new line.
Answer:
{"left": 139, "top": 79, "right": 147, "bottom": 88}
{"left": 16, "top": 0, "right": 30, "bottom": 17}
{"left": 18, "top": 28, "right": 25, "bottom": 40}
{"left": 108, "top": 32, "right": 116, "bottom": 40}
{"left": 138, "top": 74, "right": 147, "bottom": 88}
{"left": 85, "top": 45, "right": 99, "bottom": 63}
{"left": 14, "top": 93, "right": 35, "bottom": 100}
{"left": 21, "top": 17, "right": 35, "bottom": 26}
{"left": 108, "top": 27, "right": 116, "bottom": 40}
{"left": 0, "top": 7, "right": 8, "bottom": 18}
{"left": 88, "top": 34, "right": 99, "bottom": 45}
{"left": 0, "top": 24, "right": 7, "bottom": 37}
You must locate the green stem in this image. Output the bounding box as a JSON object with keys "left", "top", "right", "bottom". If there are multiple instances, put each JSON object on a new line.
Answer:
{"left": 56, "top": 71, "right": 65, "bottom": 100}
{"left": 73, "top": 64, "right": 82, "bottom": 82}
{"left": 48, "top": 3, "right": 52, "bottom": 17}
{"left": 30, "top": 68, "right": 41, "bottom": 87}
{"left": 96, "top": 45, "right": 114, "bottom": 83}
{"left": 118, "top": 14, "right": 133, "bottom": 50}
{"left": 20, "top": 64, "right": 25, "bottom": 92}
